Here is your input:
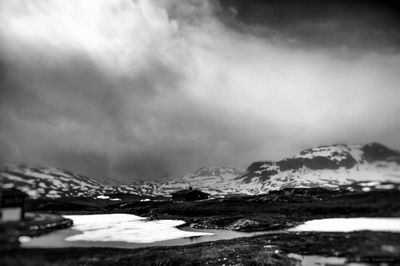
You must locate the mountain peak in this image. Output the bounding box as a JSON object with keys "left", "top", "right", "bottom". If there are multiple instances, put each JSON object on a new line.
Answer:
{"left": 361, "top": 142, "right": 400, "bottom": 163}
{"left": 237, "top": 142, "right": 400, "bottom": 192}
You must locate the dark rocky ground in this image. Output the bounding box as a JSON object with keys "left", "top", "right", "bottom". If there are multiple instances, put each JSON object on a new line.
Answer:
{"left": 1, "top": 189, "right": 400, "bottom": 265}
{"left": 125, "top": 189, "right": 400, "bottom": 232}
{"left": 29, "top": 189, "right": 399, "bottom": 232}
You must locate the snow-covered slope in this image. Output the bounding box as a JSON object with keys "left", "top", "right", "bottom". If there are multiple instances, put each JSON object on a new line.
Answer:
{"left": 1, "top": 165, "right": 103, "bottom": 198}
{"left": 155, "top": 167, "right": 245, "bottom": 196}
{"left": 0, "top": 165, "right": 157, "bottom": 199}
{"left": 237, "top": 143, "right": 400, "bottom": 194}
{"left": 0, "top": 165, "right": 243, "bottom": 198}
{"left": 1, "top": 164, "right": 245, "bottom": 198}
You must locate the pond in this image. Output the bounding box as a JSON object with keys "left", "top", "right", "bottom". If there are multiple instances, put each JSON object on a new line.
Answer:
{"left": 21, "top": 214, "right": 400, "bottom": 265}
{"left": 21, "top": 214, "right": 271, "bottom": 249}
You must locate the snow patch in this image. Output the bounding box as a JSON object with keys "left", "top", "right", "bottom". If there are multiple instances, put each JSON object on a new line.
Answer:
{"left": 290, "top": 218, "right": 400, "bottom": 232}
{"left": 64, "top": 214, "right": 213, "bottom": 243}
{"left": 96, "top": 195, "right": 110, "bottom": 199}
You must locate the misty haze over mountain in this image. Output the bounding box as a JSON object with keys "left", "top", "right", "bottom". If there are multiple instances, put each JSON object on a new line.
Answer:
{"left": 1, "top": 0, "right": 400, "bottom": 181}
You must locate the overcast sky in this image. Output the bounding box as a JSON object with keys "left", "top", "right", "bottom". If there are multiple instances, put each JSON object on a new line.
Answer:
{"left": 1, "top": 0, "right": 399, "bottom": 181}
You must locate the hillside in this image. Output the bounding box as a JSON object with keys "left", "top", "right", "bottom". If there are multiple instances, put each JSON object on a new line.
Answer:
{"left": 0, "top": 165, "right": 244, "bottom": 198}
{"left": 0, "top": 165, "right": 156, "bottom": 199}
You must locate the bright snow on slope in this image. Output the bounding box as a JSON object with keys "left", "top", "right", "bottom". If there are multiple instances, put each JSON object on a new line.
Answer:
{"left": 64, "top": 214, "right": 213, "bottom": 243}
{"left": 294, "top": 144, "right": 364, "bottom": 163}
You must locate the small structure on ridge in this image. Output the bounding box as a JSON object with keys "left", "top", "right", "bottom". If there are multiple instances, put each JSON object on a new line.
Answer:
{"left": 171, "top": 187, "right": 208, "bottom": 201}
{"left": 0, "top": 188, "right": 28, "bottom": 222}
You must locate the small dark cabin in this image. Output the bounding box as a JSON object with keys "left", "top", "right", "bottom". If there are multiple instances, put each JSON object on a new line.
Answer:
{"left": 0, "top": 188, "right": 28, "bottom": 222}
{"left": 171, "top": 187, "right": 208, "bottom": 201}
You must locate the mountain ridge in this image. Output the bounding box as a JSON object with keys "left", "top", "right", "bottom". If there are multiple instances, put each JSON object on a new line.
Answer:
{"left": 237, "top": 143, "right": 400, "bottom": 193}
{"left": 1, "top": 142, "right": 400, "bottom": 198}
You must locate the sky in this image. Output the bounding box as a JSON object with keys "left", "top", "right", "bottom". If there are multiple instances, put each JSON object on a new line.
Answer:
{"left": 0, "top": 0, "right": 399, "bottom": 181}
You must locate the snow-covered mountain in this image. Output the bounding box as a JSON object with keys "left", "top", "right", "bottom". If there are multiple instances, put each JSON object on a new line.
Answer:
{"left": 157, "top": 143, "right": 400, "bottom": 195}
{"left": 2, "top": 143, "right": 399, "bottom": 198}
{"left": 237, "top": 143, "right": 400, "bottom": 194}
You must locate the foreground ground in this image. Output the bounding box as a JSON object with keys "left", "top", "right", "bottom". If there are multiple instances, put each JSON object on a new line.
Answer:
{"left": 1, "top": 231, "right": 400, "bottom": 265}
{"left": 27, "top": 189, "right": 400, "bottom": 231}
{"left": 1, "top": 189, "right": 400, "bottom": 265}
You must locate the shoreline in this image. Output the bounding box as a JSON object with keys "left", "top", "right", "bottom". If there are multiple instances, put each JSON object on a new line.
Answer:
{"left": 3, "top": 231, "right": 400, "bottom": 265}
{"left": 0, "top": 213, "right": 73, "bottom": 249}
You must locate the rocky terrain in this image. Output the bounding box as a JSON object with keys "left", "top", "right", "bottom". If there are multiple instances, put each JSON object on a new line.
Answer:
{"left": 24, "top": 189, "right": 400, "bottom": 233}
{"left": 2, "top": 143, "right": 400, "bottom": 198}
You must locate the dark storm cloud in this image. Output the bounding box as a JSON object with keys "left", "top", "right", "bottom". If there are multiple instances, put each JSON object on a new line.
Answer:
{"left": 216, "top": 0, "right": 400, "bottom": 53}
{"left": 0, "top": 0, "right": 400, "bottom": 181}
{"left": 0, "top": 42, "right": 187, "bottom": 180}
